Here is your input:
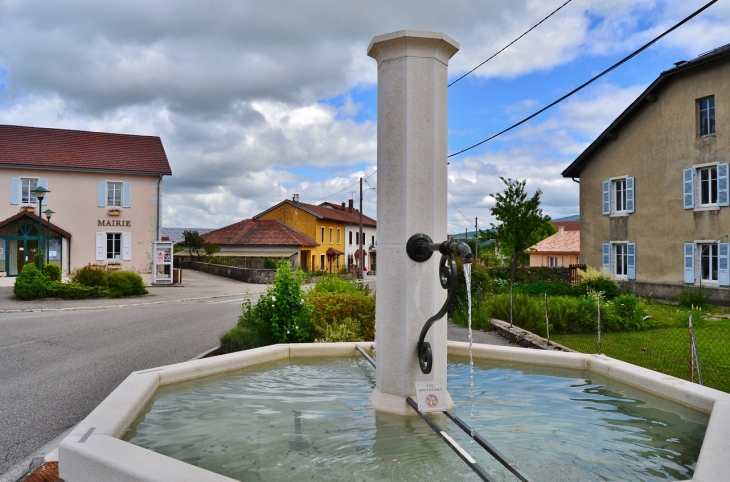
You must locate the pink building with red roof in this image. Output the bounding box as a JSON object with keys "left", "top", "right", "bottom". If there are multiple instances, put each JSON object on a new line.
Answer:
{"left": 525, "top": 226, "right": 580, "bottom": 267}
{"left": 0, "top": 125, "right": 172, "bottom": 276}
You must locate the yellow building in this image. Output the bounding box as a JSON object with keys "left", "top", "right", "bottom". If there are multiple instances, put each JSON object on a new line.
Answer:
{"left": 255, "top": 195, "right": 348, "bottom": 272}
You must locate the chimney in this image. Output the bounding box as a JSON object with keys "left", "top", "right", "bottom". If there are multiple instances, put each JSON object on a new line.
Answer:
{"left": 293, "top": 194, "right": 299, "bottom": 203}
{"left": 341, "top": 201, "right": 346, "bottom": 210}
{"left": 558, "top": 225, "right": 565, "bottom": 235}
{"left": 348, "top": 199, "right": 353, "bottom": 213}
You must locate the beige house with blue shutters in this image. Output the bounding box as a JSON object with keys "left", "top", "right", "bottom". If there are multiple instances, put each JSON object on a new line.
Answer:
{"left": 563, "top": 43, "right": 730, "bottom": 302}
{"left": 0, "top": 125, "right": 172, "bottom": 276}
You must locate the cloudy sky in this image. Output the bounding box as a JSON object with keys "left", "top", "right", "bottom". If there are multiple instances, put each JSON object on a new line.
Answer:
{"left": 1, "top": 0, "right": 728, "bottom": 233}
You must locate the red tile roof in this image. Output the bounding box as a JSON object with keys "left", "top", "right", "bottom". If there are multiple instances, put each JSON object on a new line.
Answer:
{"left": 526, "top": 230, "right": 580, "bottom": 254}
{"left": 201, "top": 219, "right": 318, "bottom": 247}
{"left": 0, "top": 211, "right": 73, "bottom": 238}
{"left": 0, "top": 125, "right": 172, "bottom": 175}
{"left": 255, "top": 199, "right": 376, "bottom": 227}
{"left": 553, "top": 221, "right": 580, "bottom": 232}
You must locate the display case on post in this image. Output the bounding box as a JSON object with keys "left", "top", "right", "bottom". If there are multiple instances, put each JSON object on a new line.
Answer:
{"left": 152, "top": 241, "right": 173, "bottom": 284}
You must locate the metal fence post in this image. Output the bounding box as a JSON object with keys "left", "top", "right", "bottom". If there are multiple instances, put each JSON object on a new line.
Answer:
{"left": 689, "top": 314, "right": 703, "bottom": 385}
{"left": 597, "top": 293, "right": 602, "bottom": 356}
{"left": 544, "top": 292, "right": 550, "bottom": 345}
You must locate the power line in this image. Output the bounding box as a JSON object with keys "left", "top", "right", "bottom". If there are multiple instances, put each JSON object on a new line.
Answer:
{"left": 313, "top": 169, "right": 377, "bottom": 203}
{"left": 447, "top": 0, "right": 717, "bottom": 159}
{"left": 449, "top": 0, "right": 574, "bottom": 88}
{"left": 449, "top": 194, "right": 472, "bottom": 224}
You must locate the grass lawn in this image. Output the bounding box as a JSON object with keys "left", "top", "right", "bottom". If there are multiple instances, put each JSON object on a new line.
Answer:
{"left": 552, "top": 316, "right": 730, "bottom": 394}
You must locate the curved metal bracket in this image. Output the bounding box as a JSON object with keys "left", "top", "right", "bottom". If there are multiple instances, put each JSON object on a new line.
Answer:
{"left": 417, "top": 254, "right": 457, "bottom": 374}
{"left": 407, "top": 233, "right": 471, "bottom": 374}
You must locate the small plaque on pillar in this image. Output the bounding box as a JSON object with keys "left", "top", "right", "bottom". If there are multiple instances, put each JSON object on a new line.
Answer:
{"left": 415, "top": 381, "right": 449, "bottom": 413}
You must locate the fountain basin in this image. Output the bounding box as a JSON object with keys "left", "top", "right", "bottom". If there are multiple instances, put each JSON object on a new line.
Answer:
{"left": 58, "top": 342, "right": 730, "bottom": 482}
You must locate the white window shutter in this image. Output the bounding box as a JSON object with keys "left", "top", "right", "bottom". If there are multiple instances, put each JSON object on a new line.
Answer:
{"left": 627, "top": 243, "right": 636, "bottom": 280}
{"left": 122, "top": 182, "right": 131, "bottom": 208}
{"left": 626, "top": 177, "right": 635, "bottom": 213}
{"left": 10, "top": 177, "right": 20, "bottom": 205}
{"left": 602, "top": 181, "right": 610, "bottom": 215}
{"left": 98, "top": 181, "right": 106, "bottom": 207}
{"left": 719, "top": 243, "right": 730, "bottom": 286}
{"left": 684, "top": 243, "right": 695, "bottom": 284}
{"left": 96, "top": 233, "right": 106, "bottom": 261}
{"left": 683, "top": 169, "right": 694, "bottom": 209}
{"left": 122, "top": 232, "right": 132, "bottom": 260}
{"left": 39, "top": 179, "right": 48, "bottom": 205}
{"left": 718, "top": 163, "right": 729, "bottom": 207}
{"left": 602, "top": 243, "right": 610, "bottom": 270}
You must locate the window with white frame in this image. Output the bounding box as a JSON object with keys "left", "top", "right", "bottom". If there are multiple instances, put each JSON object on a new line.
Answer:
{"left": 21, "top": 178, "right": 38, "bottom": 204}
{"left": 329, "top": 227, "right": 333, "bottom": 244}
{"left": 320, "top": 254, "right": 325, "bottom": 270}
{"left": 107, "top": 233, "right": 122, "bottom": 260}
{"left": 698, "top": 96, "right": 715, "bottom": 137}
{"left": 603, "top": 242, "right": 636, "bottom": 280}
{"left": 684, "top": 242, "right": 730, "bottom": 286}
{"left": 602, "top": 177, "right": 634, "bottom": 215}
{"left": 684, "top": 164, "right": 729, "bottom": 209}
{"left": 548, "top": 256, "right": 558, "bottom": 267}
{"left": 321, "top": 227, "right": 325, "bottom": 243}
{"left": 107, "top": 182, "right": 123, "bottom": 207}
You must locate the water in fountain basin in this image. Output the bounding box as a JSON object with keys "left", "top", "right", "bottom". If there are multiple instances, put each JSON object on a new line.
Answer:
{"left": 126, "top": 357, "right": 707, "bottom": 482}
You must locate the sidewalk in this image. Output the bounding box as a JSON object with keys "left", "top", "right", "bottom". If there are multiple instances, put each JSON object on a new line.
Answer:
{"left": 0, "top": 269, "right": 269, "bottom": 313}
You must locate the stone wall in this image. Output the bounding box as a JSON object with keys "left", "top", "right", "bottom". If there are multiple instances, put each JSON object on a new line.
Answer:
{"left": 620, "top": 280, "right": 730, "bottom": 306}
{"left": 182, "top": 261, "right": 275, "bottom": 284}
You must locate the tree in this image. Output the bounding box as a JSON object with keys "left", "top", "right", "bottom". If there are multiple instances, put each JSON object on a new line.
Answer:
{"left": 203, "top": 242, "right": 221, "bottom": 257}
{"left": 182, "top": 230, "right": 205, "bottom": 258}
{"left": 488, "top": 177, "right": 555, "bottom": 283}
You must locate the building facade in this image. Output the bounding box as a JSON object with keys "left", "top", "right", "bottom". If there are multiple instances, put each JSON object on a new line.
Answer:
{"left": 254, "top": 196, "right": 376, "bottom": 273}
{"left": 562, "top": 44, "right": 730, "bottom": 298}
{"left": 0, "top": 125, "right": 172, "bottom": 276}
{"left": 526, "top": 226, "right": 580, "bottom": 267}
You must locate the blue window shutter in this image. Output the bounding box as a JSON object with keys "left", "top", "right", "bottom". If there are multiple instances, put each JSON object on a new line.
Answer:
{"left": 122, "top": 232, "right": 132, "bottom": 260}
{"left": 683, "top": 169, "right": 694, "bottom": 209}
{"left": 39, "top": 179, "right": 48, "bottom": 205}
{"left": 684, "top": 243, "right": 695, "bottom": 284}
{"left": 98, "top": 181, "right": 106, "bottom": 207}
{"left": 602, "top": 181, "right": 610, "bottom": 215}
{"left": 10, "top": 177, "right": 20, "bottom": 205}
{"left": 626, "top": 177, "right": 635, "bottom": 213}
{"left": 719, "top": 243, "right": 730, "bottom": 286}
{"left": 718, "top": 163, "right": 729, "bottom": 207}
{"left": 602, "top": 243, "right": 611, "bottom": 270}
{"left": 627, "top": 243, "right": 636, "bottom": 280}
{"left": 122, "top": 182, "right": 131, "bottom": 208}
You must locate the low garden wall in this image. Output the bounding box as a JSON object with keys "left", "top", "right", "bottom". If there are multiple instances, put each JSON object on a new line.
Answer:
{"left": 621, "top": 280, "right": 730, "bottom": 306}
{"left": 183, "top": 261, "right": 275, "bottom": 284}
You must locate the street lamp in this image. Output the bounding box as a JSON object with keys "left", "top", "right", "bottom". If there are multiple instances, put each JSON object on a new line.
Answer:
{"left": 32, "top": 186, "right": 50, "bottom": 269}
{"left": 44, "top": 209, "right": 55, "bottom": 264}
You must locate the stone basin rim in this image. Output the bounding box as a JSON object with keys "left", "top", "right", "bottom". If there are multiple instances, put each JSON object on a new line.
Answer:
{"left": 58, "top": 341, "right": 730, "bottom": 482}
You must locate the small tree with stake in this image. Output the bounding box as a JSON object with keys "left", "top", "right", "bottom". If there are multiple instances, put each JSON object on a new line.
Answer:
{"left": 182, "top": 230, "right": 206, "bottom": 258}
{"left": 488, "top": 177, "right": 555, "bottom": 284}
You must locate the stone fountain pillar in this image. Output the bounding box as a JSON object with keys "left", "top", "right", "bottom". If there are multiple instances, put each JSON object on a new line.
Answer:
{"left": 367, "top": 30, "right": 459, "bottom": 415}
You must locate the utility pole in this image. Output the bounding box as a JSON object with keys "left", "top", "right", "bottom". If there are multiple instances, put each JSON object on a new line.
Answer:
{"left": 475, "top": 217, "right": 478, "bottom": 260}
{"left": 358, "top": 177, "right": 364, "bottom": 279}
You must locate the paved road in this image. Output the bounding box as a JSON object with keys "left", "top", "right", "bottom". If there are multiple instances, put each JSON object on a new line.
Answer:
{"left": 0, "top": 270, "right": 507, "bottom": 480}
{"left": 0, "top": 271, "right": 262, "bottom": 480}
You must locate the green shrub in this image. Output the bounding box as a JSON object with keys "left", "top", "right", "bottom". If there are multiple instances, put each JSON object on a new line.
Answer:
{"left": 71, "top": 264, "right": 108, "bottom": 287}
{"left": 309, "top": 291, "right": 375, "bottom": 341}
{"left": 314, "top": 317, "right": 362, "bottom": 343}
{"left": 263, "top": 257, "right": 277, "bottom": 269}
{"left": 43, "top": 264, "right": 62, "bottom": 282}
{"left": 513, "top": 280, "right": 580, "bottom": 297}
{"left": 450, "top": 296, "right": 492, "bottom": 332}
{"left": 546, "top": 295, "right": 598, "bottom": 334}
{"left": 311, "top": 275, "right": 371, "bottom": 295}
{"left": 106, "top": 271, "right": 148, "bottom": 297}
{"left": 219, "top": 326, "right": 263, "bottom": 352}
{"left": 607, "top": 294, "right": 648, "bottom": 329}
{"left": 678, "top": 288, "right": 710, "bottom": 309}
{"left": 47, "top": 282, "right": 110, "bottom": 299}
{"left": 486, "top": 293, "right": 546, "bottom": 336}
{"left": 14, "top": 264, "right": 49, "bottom": 300}
{"left": 576, "top": 278, "right": 619, "bottom": 300}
